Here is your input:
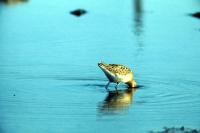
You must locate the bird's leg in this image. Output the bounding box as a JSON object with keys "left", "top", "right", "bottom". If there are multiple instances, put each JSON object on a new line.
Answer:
{"left": 115, "top": 83, "right": 119, "bottom": 91}
{"left": 105, "top": 82, "right": 110, "bottom": 90}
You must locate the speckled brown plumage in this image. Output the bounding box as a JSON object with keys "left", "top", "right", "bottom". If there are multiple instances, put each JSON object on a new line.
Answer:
{"left": 101, "top": 64, "right": 132, "bottom": 75}
{"left": 98, "top": 62, "right": 137, "bottom": 89}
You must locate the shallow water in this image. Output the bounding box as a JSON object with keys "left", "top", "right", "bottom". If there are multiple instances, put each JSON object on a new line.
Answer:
{"left": 0, "top": 0, "right": 200, "bottom": 133}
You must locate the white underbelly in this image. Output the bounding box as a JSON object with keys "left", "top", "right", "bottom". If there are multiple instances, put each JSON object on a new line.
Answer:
{"left": 115, "top": 73, "right": 132, "bottom": 83}
{"left": 102, "top": 68, "right": 132, "bottom": 83}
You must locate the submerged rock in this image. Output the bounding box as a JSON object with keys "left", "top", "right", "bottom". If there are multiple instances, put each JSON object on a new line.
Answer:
{"left": 70, "top": 9, "right": 87, "bottom": 17}
{"left": 190, "top": 12, "right": 200, "bottom": 19}
{"left": 149, "top": 127, "right": 200, "bottom": 133}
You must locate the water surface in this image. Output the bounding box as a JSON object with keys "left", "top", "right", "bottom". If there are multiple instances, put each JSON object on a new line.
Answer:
{"left": 0, "top": 0, "right": 200, "bottom": 133}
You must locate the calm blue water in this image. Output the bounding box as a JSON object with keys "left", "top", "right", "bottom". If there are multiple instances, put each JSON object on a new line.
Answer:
{"left": 0, "top": 0, "right": 200, "bottom": 133}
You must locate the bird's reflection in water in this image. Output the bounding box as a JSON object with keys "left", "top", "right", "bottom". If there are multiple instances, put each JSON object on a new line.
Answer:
{"left": 98, "top": 88, "right": 136, "bottom": 114}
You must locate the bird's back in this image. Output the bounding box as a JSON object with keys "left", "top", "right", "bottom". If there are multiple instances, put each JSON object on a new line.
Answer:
{"left": 103, "top": 64, "right": 132, "bottom": 75}
{"left": 98, "top": 62, "right": 133, "bottom": 83}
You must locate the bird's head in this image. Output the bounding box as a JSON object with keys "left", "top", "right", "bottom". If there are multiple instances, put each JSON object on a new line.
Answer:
{"left": 126, "top": 80, "right": 137, "bottom": 88}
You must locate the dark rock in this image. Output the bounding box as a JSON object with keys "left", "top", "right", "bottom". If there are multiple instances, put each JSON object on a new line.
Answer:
{"left": 191, "top": 129, "right": 199, "bottom": 133}
{"left": 70, "top": 9, "right": 87, "bottom": 17}
{"left": 180, "top": 126, "right": 184, "bottom": 131}
{"left": 13, "top": 94, "right": 15, "bottom": 96}
{"left": 0, "top": 0, "right": 28, "bottom": 4}
{"left": 191, "top": 12, "right": 200, "bottom": 19}
{"left": 150, "top": 127, "right": 200, "bottom": 133}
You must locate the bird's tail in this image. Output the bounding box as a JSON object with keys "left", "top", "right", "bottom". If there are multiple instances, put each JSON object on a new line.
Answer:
{"left": 98, "top": 61, "right": 106, "bottom": 67}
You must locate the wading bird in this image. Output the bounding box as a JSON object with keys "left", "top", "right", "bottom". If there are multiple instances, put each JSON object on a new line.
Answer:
{"left": 98, "top": 62, "right": 137, "bottom": 90}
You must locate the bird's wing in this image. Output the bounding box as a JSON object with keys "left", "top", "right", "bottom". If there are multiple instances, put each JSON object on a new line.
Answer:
{"left": 108, "top": 64, "right": 132, "bottom": 75}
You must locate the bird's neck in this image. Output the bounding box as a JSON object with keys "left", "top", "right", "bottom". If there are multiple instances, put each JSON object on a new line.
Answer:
{"left": 126, "top": 80, "right": 137, "bottom": 88}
